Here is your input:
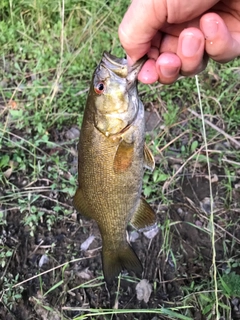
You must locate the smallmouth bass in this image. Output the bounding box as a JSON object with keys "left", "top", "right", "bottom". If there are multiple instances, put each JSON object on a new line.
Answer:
{"left": 73, "top": 52, "right": 156, "bottom": 284}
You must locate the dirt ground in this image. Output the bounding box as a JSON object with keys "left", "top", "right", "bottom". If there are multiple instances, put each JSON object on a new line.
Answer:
{"left": 1, "top": 111, "right": 240, "bottom": 320}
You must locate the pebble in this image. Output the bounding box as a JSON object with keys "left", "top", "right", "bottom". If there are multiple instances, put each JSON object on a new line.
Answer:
{"left": 200, "top": 197, "right": 214, "bottom": 214}
{"left": 65, "top": 127, "right": 80, "bottom": 140}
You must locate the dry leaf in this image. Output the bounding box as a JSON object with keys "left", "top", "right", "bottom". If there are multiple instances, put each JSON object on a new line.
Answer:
{"left": 39, "top": 254, "right": 49, "bottom": 268}
{"left": 136, "top": 279, "right": 152, "bottom": 303}
{"left": 30, "top": 293, "right": 61, "bottom": 320}
{"left": 204, "top": 174, "right": 218, "bottom": 183}
{"left": 129, "top": 230, "right": 139, "bottom": 242}
{"left": 80, "top": 235, "right": 95, "bottom": 251}
{"left": 76, "top": 268, "right": 93, "bottom": 280}
{"left": 4, "top": 161, "right": 14, "bottom": 179}
{"left": 143, "top": 224, "right": 159, "bottom": 240}
{"left": 8, "top": 99, "right": 17, "bottom": 109}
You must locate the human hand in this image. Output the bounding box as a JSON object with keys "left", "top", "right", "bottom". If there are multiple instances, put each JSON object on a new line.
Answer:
{"left": 118, "top": 0, "right": 240, "bottom": 84}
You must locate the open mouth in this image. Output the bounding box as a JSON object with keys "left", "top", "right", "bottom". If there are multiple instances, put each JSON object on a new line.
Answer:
{"left": 101, "top": 51, "right": 128, "bottom": 78}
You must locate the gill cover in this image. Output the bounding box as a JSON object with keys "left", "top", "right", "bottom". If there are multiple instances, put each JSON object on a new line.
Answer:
{"left": 93, "top": 52, "right": 146, "bottom": 136}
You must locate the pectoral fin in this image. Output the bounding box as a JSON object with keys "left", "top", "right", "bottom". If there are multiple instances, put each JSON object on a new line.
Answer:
{"left": 144, "top": 143, "right": 155, "bottom": 171}
{"left": 73, "top": 188, "right": 91, "bottom": 219}
{"left": 130, "top": 197, "right": 156, "bottom": 231}
{"left": 113, "top": 140, "right": 134, "bottom": 173}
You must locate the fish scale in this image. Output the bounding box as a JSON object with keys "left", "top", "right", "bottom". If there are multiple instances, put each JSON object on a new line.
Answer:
{"left": 73, "top": 52, "right": 156, "bottom": 285}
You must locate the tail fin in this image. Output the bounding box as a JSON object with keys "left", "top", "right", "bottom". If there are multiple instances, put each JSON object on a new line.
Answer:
{"left": 102, "top": 243, "right": 143, "bottom": 285}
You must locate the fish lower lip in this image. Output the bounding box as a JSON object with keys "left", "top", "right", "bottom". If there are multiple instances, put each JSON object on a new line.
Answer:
{"left": 101, "top": 53, "right": 128, "bottom": 78}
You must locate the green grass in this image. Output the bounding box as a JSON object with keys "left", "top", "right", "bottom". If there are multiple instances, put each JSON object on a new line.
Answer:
{"left": 1, "top": 1, "right": 240, "bottom": 319}
{"left": 0, "top": 0, "right": 128, "bottom": 223}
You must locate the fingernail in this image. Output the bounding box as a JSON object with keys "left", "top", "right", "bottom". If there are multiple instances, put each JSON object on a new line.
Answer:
{"left": 159, "top": 66, "right": 179, "bottom": 78}
{"left": 202, "top": 19, "right": 219, "bottom": 39}
{"left": 127, "top": 55, "right": 135, "bottom": 66}
{"left": 182, "top": 34, "right": 201, "bottom": 57}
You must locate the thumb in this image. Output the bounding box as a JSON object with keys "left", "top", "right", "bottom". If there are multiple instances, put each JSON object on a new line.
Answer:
{"left": 118, "top": 0, "right": 165, "bottom": 62}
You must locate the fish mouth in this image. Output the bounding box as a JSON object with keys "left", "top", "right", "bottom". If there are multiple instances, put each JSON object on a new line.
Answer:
{"left": 101, "top": 52, "right": 128, "bottom": 78}
{"left": 101, "top": 51, "right": 147, "bottom": 85}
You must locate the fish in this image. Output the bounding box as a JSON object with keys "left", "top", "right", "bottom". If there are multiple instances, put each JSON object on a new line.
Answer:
{"left": 73, "top": 52, "right": 156, "bottom": 285}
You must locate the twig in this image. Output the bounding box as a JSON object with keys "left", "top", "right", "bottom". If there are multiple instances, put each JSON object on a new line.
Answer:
{"left": 1, "top": 256, "right": 94, "bottom": 294}
{"left": 187, "top": 108, "right": 240, "bottom": 148}
{"left": 222, "top": 157, "right": 240, "bottom": 166}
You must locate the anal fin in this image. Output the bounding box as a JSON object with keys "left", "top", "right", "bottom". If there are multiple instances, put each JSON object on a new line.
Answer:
{"left": 144, "top": 143, "right": 155, "bottom": 171}
{"left": 130, "top": 197, "right": 156, "bottom": 231}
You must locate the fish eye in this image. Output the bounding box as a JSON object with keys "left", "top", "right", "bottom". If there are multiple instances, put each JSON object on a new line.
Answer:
{"left": 94, "top": 82, "right": 105, "bottom": 94}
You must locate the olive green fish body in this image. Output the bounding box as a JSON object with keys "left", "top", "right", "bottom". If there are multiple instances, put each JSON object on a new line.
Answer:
{"left": 74, "top": 52, "right": 155, "bottom": 284}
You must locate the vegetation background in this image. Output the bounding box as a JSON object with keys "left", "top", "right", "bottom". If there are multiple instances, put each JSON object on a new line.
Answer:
{"left": 0, "top": 0, "right": 240, "bottom": 319}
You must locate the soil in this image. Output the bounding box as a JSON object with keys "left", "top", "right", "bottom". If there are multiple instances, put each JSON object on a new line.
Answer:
{"left": 1, "top": 110, "right": 240, "bottom": 320}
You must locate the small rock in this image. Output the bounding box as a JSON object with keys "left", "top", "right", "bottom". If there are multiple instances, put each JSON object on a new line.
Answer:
{"left": 231, "top": 297, "right": 239, "bottom": 306}
{"left": 177, "top": 208, "right": 183, "bottom": 215}
{"left": 200, "top": 197, "right": 214, "bottom": 214}
{"left": 195, "top": 220, "right": 203, "bottom": 227}
{"left": 65, "top": 127, "right": 80, "bottom": 140}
